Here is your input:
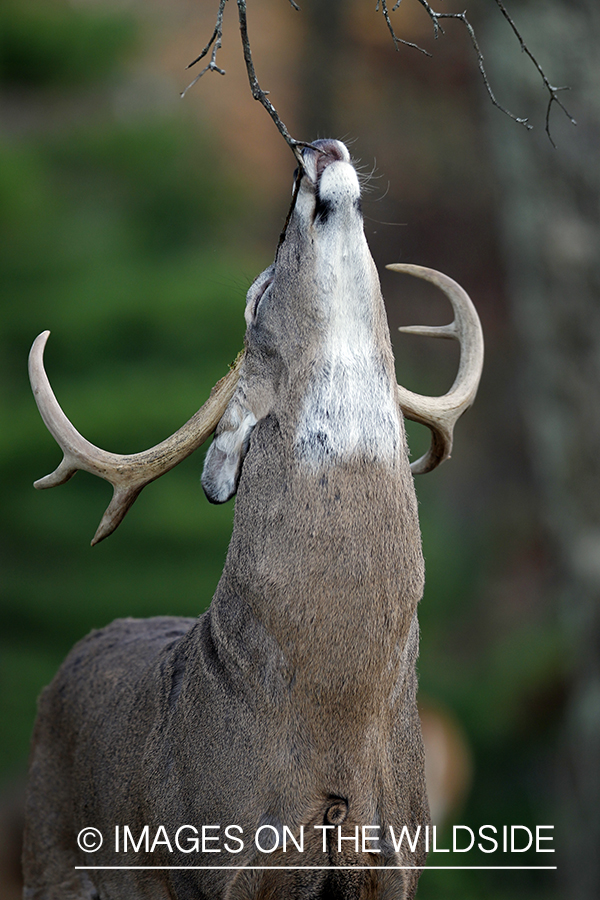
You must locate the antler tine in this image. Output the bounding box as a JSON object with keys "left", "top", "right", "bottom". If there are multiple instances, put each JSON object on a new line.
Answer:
{"left": 398, "top": 322, "right": 457, "bottom": 339}
{"left": 387, "top": 264, "right": 484, "bottom": 475}
{"left": 29, "top": 331, "right": 244, "bottom": 545}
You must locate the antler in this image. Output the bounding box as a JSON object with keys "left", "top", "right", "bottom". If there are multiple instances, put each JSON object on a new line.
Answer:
{"left": 29, "top": 266, "right": 481, "bottom": 541}
{"left": 29, "top": 331, "right": 244, "bottom": 545}
{"left": 388, "top": 264, "right": 484, "bottom": 475}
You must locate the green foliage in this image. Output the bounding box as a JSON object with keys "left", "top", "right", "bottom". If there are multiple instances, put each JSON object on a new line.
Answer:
{"left": 0, "top": 1, "right": 137, "bottom": 87}
{"left": 0, "top": 3, "right": 263, "bottom": 779}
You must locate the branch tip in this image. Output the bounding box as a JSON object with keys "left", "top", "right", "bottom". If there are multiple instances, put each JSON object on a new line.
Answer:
{"left": 379, "top": 0, "right": 575, "bottom": 144}
{"left": 185, "top": 0, "right": 576, "bottom": 149}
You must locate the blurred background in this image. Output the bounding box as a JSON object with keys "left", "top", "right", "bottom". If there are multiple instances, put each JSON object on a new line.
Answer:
{"left": 1, "top": 1, "right": 598, "bottom": 898}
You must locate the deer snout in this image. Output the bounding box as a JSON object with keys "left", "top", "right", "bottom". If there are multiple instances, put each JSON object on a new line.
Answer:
{"left": 301, "top": 139, "right": 352, "bottom": 185}
{"left": 298, "top": 140, "right": 361, "bottom": 226}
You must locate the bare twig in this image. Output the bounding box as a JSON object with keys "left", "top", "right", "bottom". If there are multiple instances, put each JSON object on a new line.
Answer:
{"left": 185, "top": 0, "right": 311, "bottom": 163}
{"left": 384, "top": 0, "right": 575, "bottom": 142}
{"left": 238, "top": 0, "right": 322, "bottom": 244}
{"left": 184, "top": 0, "right": 575, "bottom": 151}
{"left": 402, "top": 0, "right": 532, "bottom": 129}
{"left": 181, "top": 0, "right": 228, "bottom": 98}
{"left": 491, "top": 0, "right": 576, "bottom": 146}
{"left": 376, "top": 0, "right": 431, "bottom": 56}
{"left": 236, "top": 0, "right": 313, "bottom": 165}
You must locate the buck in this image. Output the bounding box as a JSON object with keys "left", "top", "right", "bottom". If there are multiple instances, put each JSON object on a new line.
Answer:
{"left": 23, "top": 139, "right": 483, "bottom": 900}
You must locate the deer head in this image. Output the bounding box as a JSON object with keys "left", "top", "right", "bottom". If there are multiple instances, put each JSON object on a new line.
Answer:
{"left": 28, "top": 140, "right": 482, "bottom": 544}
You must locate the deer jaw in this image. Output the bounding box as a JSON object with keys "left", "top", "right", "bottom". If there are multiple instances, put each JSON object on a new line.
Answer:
{"left": 202, "top": 139, "right": 403, "bottom": 502}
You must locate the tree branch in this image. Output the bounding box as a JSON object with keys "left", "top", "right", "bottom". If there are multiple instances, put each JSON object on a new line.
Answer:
{"left": 181, "top": 0, "right": 227, "bottom": 98}
{"left": 184, "top": 0, "right": 315, "bottom": 163}
{"left": 491, "top": 0, "right": 576, "bottom": 146}
{"left": 236, "top": 0, "right": 310, "bottom": 165}
{"left": 183, "top": 0, "right": 575, "bottom": 150}
{"left": 384, "top": 0, "right": 576, "bottom": 143}
{"left": 376, "top": 1, "right": 431, "bottom": 56}
{"left": 416, "top": 1, "right": 532, "bottom": 130}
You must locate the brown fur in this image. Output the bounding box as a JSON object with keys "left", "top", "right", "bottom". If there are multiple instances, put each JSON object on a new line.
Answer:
{"left": 23, "top": 141, "right": 430, "bottom": 899}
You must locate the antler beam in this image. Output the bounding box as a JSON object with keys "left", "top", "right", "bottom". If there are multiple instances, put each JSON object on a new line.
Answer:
{"left": 29, "top": 331, "right": 244, "bottom": 545}
{"left": 388, "top": 264, "right": 484, "bottom": 475}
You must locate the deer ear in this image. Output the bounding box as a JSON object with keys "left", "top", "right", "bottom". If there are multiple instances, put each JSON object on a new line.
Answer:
{"left": 245, "top": 265, "right": 275, "bottom": 327}
{"left": 201, "top": 396, "right": 257, "bottom": 504}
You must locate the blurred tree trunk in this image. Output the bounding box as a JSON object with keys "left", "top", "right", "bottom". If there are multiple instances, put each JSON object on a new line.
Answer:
{"left": 485, "top": 2, "right": 600, "bottom": 897}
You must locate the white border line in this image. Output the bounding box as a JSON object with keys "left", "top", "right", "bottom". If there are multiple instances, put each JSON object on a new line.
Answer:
{"left": 75, "top": 865, "right": 557, "bottom": 871}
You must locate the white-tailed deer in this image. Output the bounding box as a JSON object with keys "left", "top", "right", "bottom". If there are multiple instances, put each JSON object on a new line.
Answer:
{"left": 23, "top": 140, "right": 483, "bottom": 900}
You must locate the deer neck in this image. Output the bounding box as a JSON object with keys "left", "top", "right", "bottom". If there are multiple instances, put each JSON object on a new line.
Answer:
{"left": 211, "top": 322, "right": 423, "bottom": 701}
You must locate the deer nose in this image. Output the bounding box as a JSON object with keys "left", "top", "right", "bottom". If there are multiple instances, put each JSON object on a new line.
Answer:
{"left": 308, "top": 139, "right": 348, "bottom": 161}
{"left": 302, "top": 140, "right": 350, "bottom": 180}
